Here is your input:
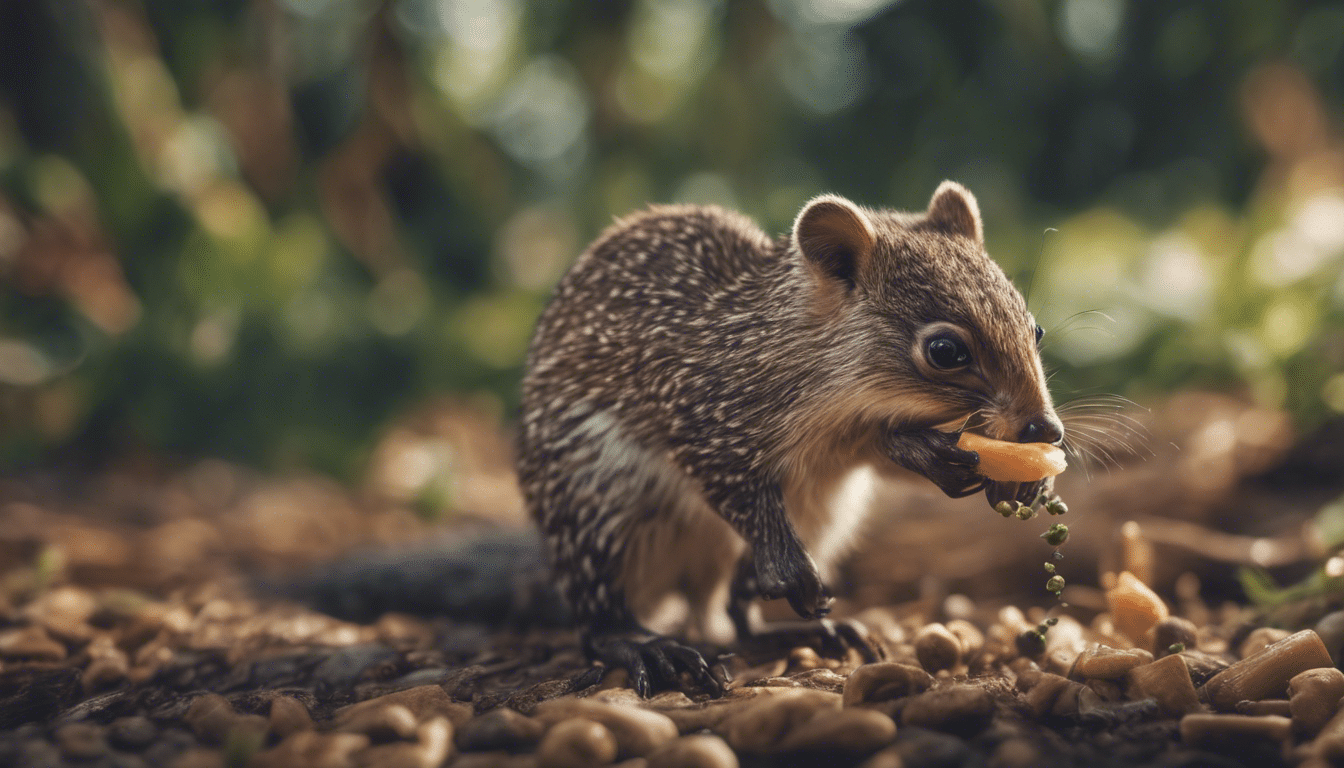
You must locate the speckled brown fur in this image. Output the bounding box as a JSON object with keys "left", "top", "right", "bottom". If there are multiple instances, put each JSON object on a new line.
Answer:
{"left": 516, "top": 182, "right": 1059, "bottom": 644}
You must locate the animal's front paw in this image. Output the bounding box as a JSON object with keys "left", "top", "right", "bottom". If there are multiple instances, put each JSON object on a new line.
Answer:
{"left": 753, "top": 549, "right": 833, "bottom": 620}
{"left": 884, "top": 428, "right": 987, "bottom": 499}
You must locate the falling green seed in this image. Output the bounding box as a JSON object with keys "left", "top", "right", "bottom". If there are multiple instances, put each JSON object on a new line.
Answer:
{"left": 1046, "top": 499, "right": 1068, "bottom": 516}
{"left": 1044, "top": 563, "right": 1056, "bottom": 573}
{"left": 995, "top": 501, "right": 1015, "bottom": 517}
{"left": 1015, "top": 504, "right": 1037, "bottom": 521}
{"left": 1044, "top": 617, "right": 1058, "bottom": 626}
{"left": 1041, "top": 524, "right": 1069, "bottom": 546}
{"left": 1168, "top": 643, "right": 1185, "bottom": 654}
{"left": 1046, "top": 575, "right": 1066, "bottom": 593}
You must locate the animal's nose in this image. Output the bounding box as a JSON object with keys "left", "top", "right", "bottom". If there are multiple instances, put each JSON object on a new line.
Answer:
{"left": 1018, "top": 414, "right": 1064, "bottom": 445}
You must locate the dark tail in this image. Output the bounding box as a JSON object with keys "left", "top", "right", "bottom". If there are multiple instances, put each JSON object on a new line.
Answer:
{"left": 261, "top": 528, "right": 572, "bottom": 628}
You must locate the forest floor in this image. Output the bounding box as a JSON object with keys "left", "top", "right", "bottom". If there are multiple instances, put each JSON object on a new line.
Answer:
{"left": 1, "top": 393, "right": 1343, "bottom": 768}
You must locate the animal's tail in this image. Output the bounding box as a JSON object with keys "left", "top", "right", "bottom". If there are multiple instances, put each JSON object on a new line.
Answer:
{"left": 262, "top": 528, "right": 572, "bottom": 627}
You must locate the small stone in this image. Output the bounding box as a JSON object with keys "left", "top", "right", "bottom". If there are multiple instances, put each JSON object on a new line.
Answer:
{"left": 1240, "top": 627, "right": 1292, "bottom": 660}
{"left": 456, "top": 708, "right": 546, "bottom": 753}
{"left": 788, "top": 646, "right": 824, "bottom": 671}
{"left": 452, "top": 753, "right": 540, "bottom": 768}
{"left": 1127, "top": 653, "right": 1201, "bottom": 717}
{"left": 537, "top": 718, "right": 618, "bottom": 768}
{"left": 913, "top": 624, "right": 961, "bottom": 672}
{"left": 720, "top": 688, "right": 842, "bottom": 754}
{"left": 990, "top": 737, "right": 1043, "bottom": 768}
{"left": 109, "top": 716, "right": 158, "bottom": 751}
{"left": 899, "top": 686, "right": 994, "bottom": 735}
{"left": 1023, "top": 673, "right": 1074, "bottom": 718}
{"left": 1153, "top": 617, "right": 1198, "bottom": 657}
{"left": 183, "top": 694, "right": 267, "bottom": 746}
{"left": 354, "top": 716, "right": 452, "bottom": 768}
{"left": 0, "top": 625, "right": 66, "bottom": 661}
{"left": 646, "top": 734, "right": 738, "bottom": 768}
{"left": 1180, "top": 713, "right": 1292, "bottom": 747}
{"left": 55, "top": 722, "right": 107, "bottom": 760}
{"left": 1071, "top": 646, "right": 1153, "bottom": 679}
{"left": 842, "top": 663, "right": 934, "bottom": 706}
{"left": 1288, "top": 667, "right": 1344, "bottom": 735}
{"left": 777, "top": 708, "right": 897, "bottom": 753}
{"left": 1236, "top": 700, "right": 1292, "bottom": 717}
{"left": 1313, "top": 610, "right": 1344, "bottom": 664}
{"left": 335, "top": 703, "right": 419, "bottom": 741}
{"left": 857, "top": 745, "right": 905, "bottom": 768}
{"left": 533, "top": 697, "right": 677, "bottom": 758}
{"left": 945, "top": 619, "right": 984, "bottom": 659}
{"left": 1106, "top": 571, "right": 1169, "bottom": 643}
{"left": 334, "top": 685, "right": 473, "bottom": 729}
{"left": 83, "top": 650, "right": 130, "bottom": 692}
{"left": 1203, "top": 630, "right": 1334, "bottom": 712}
{"left": 249, "top": 731, "right": 370, "bottom": 768}
{"left": 268, "top": 695, "right": 315, "bottom": 738}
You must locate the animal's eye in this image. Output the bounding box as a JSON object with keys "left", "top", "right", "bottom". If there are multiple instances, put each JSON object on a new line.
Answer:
{"left": 1035, "top": 324, "right": 1044, "bottom": 343}
{"left": 926, "top": 336, "right": 971, "bottom": 370}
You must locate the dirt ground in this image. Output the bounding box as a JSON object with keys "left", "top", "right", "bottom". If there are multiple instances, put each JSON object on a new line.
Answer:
{"left": 1, "top": 392, "right": 1343, "bottom": 767}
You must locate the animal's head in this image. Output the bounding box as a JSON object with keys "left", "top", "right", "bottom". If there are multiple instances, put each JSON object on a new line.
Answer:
{"left": 791, "top": 181, "right": 1062, "bottom": 505}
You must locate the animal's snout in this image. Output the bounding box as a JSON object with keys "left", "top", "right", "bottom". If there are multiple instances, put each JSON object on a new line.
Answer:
{"left": 1018, "top": 413, "right": 1064, "bottom": 446}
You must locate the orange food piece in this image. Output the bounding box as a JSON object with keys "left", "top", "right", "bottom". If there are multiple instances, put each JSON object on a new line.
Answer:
{"left": 955, "top": 431, "right": 1067, "bottom": 483}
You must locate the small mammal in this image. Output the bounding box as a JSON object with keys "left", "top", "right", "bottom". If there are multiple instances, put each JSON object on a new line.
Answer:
{"left": 516, "top": 182, "right": 1065, "bottom": 694}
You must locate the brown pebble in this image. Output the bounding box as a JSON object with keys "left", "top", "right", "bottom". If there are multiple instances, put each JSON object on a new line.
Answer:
{"left": 1153, "top": 617, "right": 1198, "bottom": 657}
{"left": 946, "top": 620, "right": 984, "bottom": 659}
{"left": 1236, "top": 700, "right": 1292, "bottom": 717}
{"left": 1203, "top": 630, "right": 1334, "bottom": 712}
{"left": 1178, "top": 649, "right": 1230, "bottom": 686}
{"left": 1127, "top": 653, "right": 1201, "bottom": 716}
{"left": 456, "top": 708, "right": 546, "bottom": 753}
{"left": 646, "top": 734, "right": 739, "bottom": 768}
{"left": 989, "top": 737, "right": 1042, "bottom": 768}
{"left": 108, "top": 716, "right": 158, "bottom": 751}
{"left": 249, "top": 731, "right": 370, "bottom": 768}
{"left": 184, "top": 694, "right": 255, "bottom": 745}
{"left": 336, "top": 703, "right": 419, "bottom": 741}
{"left": 779, "top": 708, "right": 897, "bottom": 753}
{"left": 788, "top": 667, "right": 849, "bottom": 693}
{"left": 857, "top": 745, "right": 905, "bottom": 768}
{"left": 354, "top": 716, "right": 452, "bottom": 768}
{"left": 720, "top": 688, "right": 842, "bottom": 754}
{"left": 843, "top": 663, "right": 934, "bottom": 707}
{"left": 914, "top": 624, "right": 961, "bottom": 672}
{"left": 537, "top": 718, "right": 618, "bottom": 768}
{"left": 1240, "top": 628, "right": 1292, "bottom": 660}
{"left": 83, "top": 652, "right": 130, "bottom": 692}
{"left": 1072, "top": 646, "right": 1153, "bottom": 679}
{"left": 335, "top": 685, "right": 473, "bottom": 729}
{"left": 1289, "top": 667, "right": 1344, "bottom": 735}
{"left": 268, "top": 695, "right": 315, "bottom": 738}
{"left": 533, "top": 697, "right": 677, "bottom": 758}
{"left": 788, "top": 646, "right": 824, "bottom": 671}
{"left": 1180, "top": 713, "right": 1292, "bottom": 747}
{"left": 900, "top": 686, "right": 993, "bottom": 734}
{"left": 0, "top": 625, "right": 66, "bottom": 661}
{"left": 55, "top": 722, "right": 106, "bottom": 760}
{"left": 1023, "top": 674, "right": 1074, "bottom": 718}
{"left": 1106, "top": 571, "right": 1169, "bottom": 643}
{"left": 452, "top": 753, "right": 540, "bottom": 768}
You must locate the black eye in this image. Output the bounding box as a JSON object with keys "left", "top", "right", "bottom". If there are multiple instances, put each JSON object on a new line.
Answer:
{"left": 927, "top": 336, "right": 971, "bottom": 370}
{"left": 1035, "top": 324, "right": 1044, "bottom": 343}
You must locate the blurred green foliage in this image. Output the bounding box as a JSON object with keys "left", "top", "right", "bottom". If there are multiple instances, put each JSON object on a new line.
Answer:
{"left": 1, "top": 0, "right": 1343, "bottom": 474}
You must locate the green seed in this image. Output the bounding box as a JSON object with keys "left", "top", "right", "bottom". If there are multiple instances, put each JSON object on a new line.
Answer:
{"left": 1168, "top": 643, "right": 1185, "bottom": 654}
{"left": 995, "top": 501, "right": 1015, "bottom": 517}
{"left": 1046, "top": 498, "right": 1068, "bottom": 516}
{"left": 1043, "top": 563, "right": 1056, "bottom": 573}
{"left": 1044, "top": 617, "right": 1058, "bottom": 626}
{"left": 1046, "top": 575, "right": 1066, "bottom": 593}
{"left": 1015, "top": 629, "right": 1047, "bottom": 659}
{"left": 1015, "top": 504, "right": 1037, "bottom": 521}
{"left": 1041, "top": 523, "right": 1070, "bottom": 546}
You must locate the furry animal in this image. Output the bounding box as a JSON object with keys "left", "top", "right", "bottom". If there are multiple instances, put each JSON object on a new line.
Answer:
{"left": 515, "top": 182, "right": 1063, "bottom": 694}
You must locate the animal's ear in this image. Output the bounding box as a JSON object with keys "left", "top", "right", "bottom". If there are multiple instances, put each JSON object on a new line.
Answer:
{"left": 792, "top": 194, "right": 876, "bottom": 288}
{"left": 920, "top": 181, "right": 983, "bottom": 245}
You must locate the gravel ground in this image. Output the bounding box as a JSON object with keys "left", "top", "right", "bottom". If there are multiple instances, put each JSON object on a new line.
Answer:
{"left": 0, "top": 393, "right": 1341, "bottom": 768}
